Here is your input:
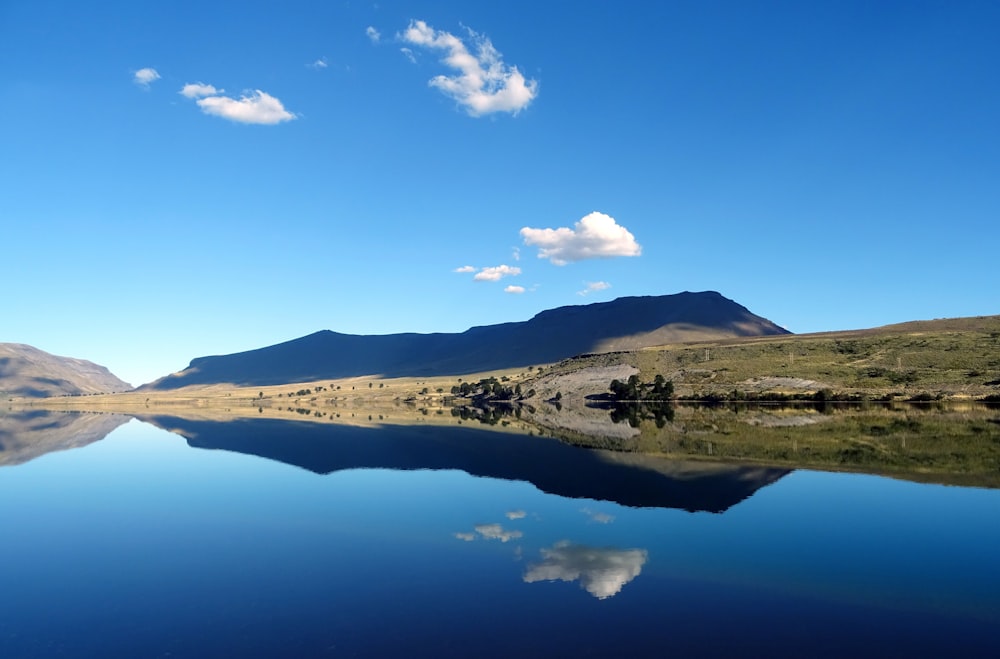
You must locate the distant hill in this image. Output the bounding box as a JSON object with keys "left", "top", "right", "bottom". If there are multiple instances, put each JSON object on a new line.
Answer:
{"left": 0, "top": 344, "right": 132, "bottom": 397}
{"left": 145, "top": 291, "right": 789, "bottom": 389}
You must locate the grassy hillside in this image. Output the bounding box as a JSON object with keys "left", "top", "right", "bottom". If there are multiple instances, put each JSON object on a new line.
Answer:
{"left": 528, "top": 315, "right": 1000, "bottom": 402}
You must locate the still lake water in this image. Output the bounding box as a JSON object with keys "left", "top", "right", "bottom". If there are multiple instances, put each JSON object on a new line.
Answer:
{"left": 1, "top": 413, "right": 998, "bottom": 657}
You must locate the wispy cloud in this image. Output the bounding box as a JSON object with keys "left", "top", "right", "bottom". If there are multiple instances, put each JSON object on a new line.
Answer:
{"left": 578, "top": 281, "right": 611, "bottom": 296}
{"left": 505, "top": 285, "right": 526, "bottom": 294}
{"left": 474, "top": 265, "right": 521, "bottom": 281}
{"left": 474, "top": 523, "right": 523, "bottom": 543}
{"left": 180, "top": 83, "right": 296, "bottom": 125}
{"left": 133, "top": 67, "right": 160, "bottom": 88}
{"left": 180, "top": 82, "right": 221, "bottom": 98}
{"left": 521, "top": 212, "right": 641, "bottom": 265}
{"left": 580, "top": 507, "right": 615, "bottom": 523}
{"left": 506, "top": 510, "right": 527, "bottom": 520}
{"left": 454, "top": 523, "right": 524, "bottom": 543}
{"left": 400, "top": 47, "right": 417, "bottom": 64}
{"left": 309, "top": 57, "right": 328, "bottom": 69}
{"left": 400, "top": 19, "right": 538, "bottom": 116}
{"left": 366, "top": 26, "right": 381, "bottom": 43}
{"left": 453, "top": 265, "right": 476, "bottom": 273}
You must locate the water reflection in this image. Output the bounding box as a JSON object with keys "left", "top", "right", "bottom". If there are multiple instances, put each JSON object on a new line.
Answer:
{"left": 140, "top": 415, "right": 789, "bottom": 512}
{"left": 2, "top": 411, "right": 999, "bottom": 656}
{"left": 524, "top": 542, "right": 648, "bottom": 600}
{"left": 454, "top": 523, "right": 524, "bottom": 543}
{"left": 0, "top": 410, "right": 129, "bottom": 466}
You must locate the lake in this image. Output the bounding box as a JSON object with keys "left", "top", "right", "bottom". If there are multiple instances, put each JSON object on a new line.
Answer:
{"left": 1, "top": 409, "right": 998, "bottom": 657}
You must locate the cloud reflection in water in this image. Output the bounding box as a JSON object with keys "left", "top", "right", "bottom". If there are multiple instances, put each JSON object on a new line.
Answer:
{"left": 524, "top": 541, "right": 648, "bottom": 599}
{"left": 454, "top": 523, "right": 524, "bottom": 543}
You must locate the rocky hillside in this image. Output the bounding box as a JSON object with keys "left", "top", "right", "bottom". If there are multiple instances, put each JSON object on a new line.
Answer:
{"left": 0, "top": 344, "right": 132, "bottom": 397}
{"left": 146, "top": 291, "right": 789, "bottom": 389}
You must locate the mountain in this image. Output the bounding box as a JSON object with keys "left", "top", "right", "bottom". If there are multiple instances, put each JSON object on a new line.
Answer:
{"left": 0, "top": 344, "right": 132, "bottom": 397}
{"left": 142, "top": 415, "right": 790, "bottom": 513}
{"left": 146, "top": 291, "right": 789, "bottom": 389}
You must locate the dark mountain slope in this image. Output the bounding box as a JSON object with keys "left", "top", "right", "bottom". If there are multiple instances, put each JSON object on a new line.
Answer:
{"left": 145, "top": 291, "right": 789, "bottom": 389}
{"left": 0, "top": 343, "right": 132, "bottom": 397}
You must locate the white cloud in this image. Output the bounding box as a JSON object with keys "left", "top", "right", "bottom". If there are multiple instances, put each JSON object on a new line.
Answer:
{"left": 180, "top": 82, "right": 221, "bottom": 98}
{"left": 366, "top": 26, "right": 381, "bottom": 43}
{"left": 401, "top": 19, "right": 538, "bottom": 116}
{"left": 400, "top": 47, "right": 417, "bottom": 64}
{"left": 504, "top": 285, "right": 526, "bottom": 294}
{"left": 581, "top": 507, "right": 615, "bottom": 523}
{"left": 474, "top": 523, "right": 523, "bottom": 543}
{"left": 578, "top": 281, "right": 612, "bottom": 296}
{"left": 454, "top": 265, "right": 476, "bottom": 273}
{"left": 180, "top": 84, "right": 296, "bottom": 125}
{"left": 456, "top": 522, "right": 525, "bottom": 543}
{"left": 523, "top": 542, "right": 648, "bottom": 599}
{"left": 506, "top": 510, "right": 527, "bottom": 520}
{"left": 521, "top": 212, "right": 641, "bottom": 266}
{"left": 133, "top": 67, "right": 160, "bottom": 88}
{"left": 473, "top": 265, "right": 521, "bottom": 281}
{"left": 511, "top": 247, "right": 521, "bottom": 261}
{"left": 310, "top": 57, "right": 328, "bottom": 69}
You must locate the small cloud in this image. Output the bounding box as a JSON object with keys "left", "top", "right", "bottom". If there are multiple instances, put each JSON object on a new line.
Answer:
{"left": 181, "top": 84, "right": 296, "bottom": 125}
{"left": 506, "top": 510, "right": 527, "bottom": 520}
{"left": 521, "top": 212, "right": 641, "bottom": 266}
{"left": 400, "top": 47, "right": 417, "bottom": 64}
{"left": 180, "top": 82, "right": 221, "bottom": 98}
{"left": 512, "top": 247, "right": 521, "bottom": 261}
{"left": 578, "top": 281, "right": 611, "bottom": 296}
{"left": 581, "top": 507, "right": 615, "bottom": 524}
{"left": 400, "top": 19, "right": 538, "bottom": 116}
{"left": 505, "top": 285, "right": 526, "bottom": 294}
{"left": 454, "top": 265, "right": 476, "bottom": 273}
{"left": 133, "top": 67, "right": 160, "bottom": 88}
{"left": 473, "top": 265, "right": 521, "bottom": 282}
{"left": 366, "top": 26, "right": 381, "bottom": 43}
{"left": 310, "top": 57, "right": 329, "bottom": 69}
{"left": 454, "top": 532, "right": 476, "bottom": 542}
{"left": 524, "top": 542, "right": 647, "bottom": 599}
{"left": 474, "top": 523, "right": 523, "bottom": 543}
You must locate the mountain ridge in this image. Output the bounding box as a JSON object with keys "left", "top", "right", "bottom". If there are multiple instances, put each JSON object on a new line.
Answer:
{"left": 145, "top": 291, "right": 789, "bottom": 389}
{"left": 0, "top": 343, "right": 132, "bottom": 398}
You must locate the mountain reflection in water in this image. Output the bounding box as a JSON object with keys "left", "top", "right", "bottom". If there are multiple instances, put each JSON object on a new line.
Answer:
{"left": 140, "top": 415, "right": 789, "bottom": 513}
{"left": 0, "top": 410, "right": 129, "bottom": 466}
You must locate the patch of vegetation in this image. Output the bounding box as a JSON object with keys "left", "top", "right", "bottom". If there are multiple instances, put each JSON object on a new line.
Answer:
{"left": 608, "top": 374, "right": 674, "bottom": 401}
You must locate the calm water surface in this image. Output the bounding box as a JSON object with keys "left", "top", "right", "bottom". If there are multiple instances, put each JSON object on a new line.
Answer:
{"left": 1, "top": 414, "right": 998, "bottom": 657}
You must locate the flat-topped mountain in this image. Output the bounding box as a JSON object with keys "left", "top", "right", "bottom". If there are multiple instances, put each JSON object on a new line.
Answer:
{"left": 146, "top": 291, "right": 789, "bottom": 389}
{"left": 0, "top": 344, "right": 132, "bottom": 397}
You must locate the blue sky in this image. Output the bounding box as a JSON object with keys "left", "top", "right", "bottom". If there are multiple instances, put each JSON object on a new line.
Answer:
{"left": 3, "top": 1, "right": 998, "bottom": 386}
